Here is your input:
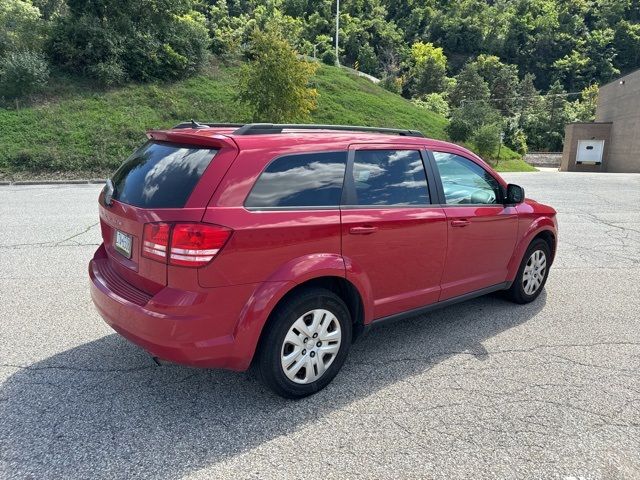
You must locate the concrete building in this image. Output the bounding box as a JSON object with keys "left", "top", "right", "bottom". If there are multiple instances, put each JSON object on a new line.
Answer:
{"left": 561, "top": 68, "right": 640, "bottom": 173}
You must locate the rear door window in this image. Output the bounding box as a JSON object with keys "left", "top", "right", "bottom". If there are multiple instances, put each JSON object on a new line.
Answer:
{"left": 111, "top": 141, "right": 218, "bottom": 208}
{"left": 350, "top": 149, "right": 430, "bottom": 206}
{"left": 245, "top": 151, "right": 347, "bottom": 208}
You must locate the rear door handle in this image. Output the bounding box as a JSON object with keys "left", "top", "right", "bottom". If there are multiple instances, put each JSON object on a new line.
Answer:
{"left": 451, "top": 219, "right": 470, "bottom": 227}
{"left": 349, "top": 226, "right": 378, "bottom": 235}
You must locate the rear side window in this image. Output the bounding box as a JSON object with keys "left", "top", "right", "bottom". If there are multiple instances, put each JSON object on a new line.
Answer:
{"left": 351, "top": 149, "right": 430, "bottom": 206}
{"left": 245, "top": 152, "right": 347, "bottom": 208}
{"left": 111, "top": 141, "right": 218, "bottom": 208}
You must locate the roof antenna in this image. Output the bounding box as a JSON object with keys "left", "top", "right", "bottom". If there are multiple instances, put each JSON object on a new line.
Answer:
{"left": 190, "top": 119, "right": 205, "bottom": 129}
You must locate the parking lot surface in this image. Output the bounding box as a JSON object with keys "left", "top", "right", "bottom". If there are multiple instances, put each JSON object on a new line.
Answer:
{"left": 1, "top": 171, "right": 639, "bottom": 479}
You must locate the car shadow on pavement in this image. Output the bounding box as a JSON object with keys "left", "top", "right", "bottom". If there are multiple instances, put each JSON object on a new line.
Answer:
{"left": 1, "top": 291, "right": 546, "bottom": 478}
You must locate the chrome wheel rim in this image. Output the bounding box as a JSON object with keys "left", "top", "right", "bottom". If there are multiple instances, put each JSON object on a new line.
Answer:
{"left": 280, "top": 309, "right": 342, "bottom": 384}
{"left": 522, "top": 249, "right": 547, "bottom": 295}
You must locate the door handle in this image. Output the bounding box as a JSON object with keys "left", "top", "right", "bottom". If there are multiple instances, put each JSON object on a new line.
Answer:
{"left": 451, "top": 219, "right": 470, "bottom": 227}
{"left": 349, "top": 226, "right": 378, "bottom": 235}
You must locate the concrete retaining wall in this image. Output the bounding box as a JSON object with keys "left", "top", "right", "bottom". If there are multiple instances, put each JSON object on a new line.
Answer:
{"left": 524, "top": 152, "right": 562, "bottom": 168}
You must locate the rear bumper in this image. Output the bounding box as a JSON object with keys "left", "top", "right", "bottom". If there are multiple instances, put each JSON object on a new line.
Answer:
{"left": 89, "top": 245, "right": 257, "bottom": 371}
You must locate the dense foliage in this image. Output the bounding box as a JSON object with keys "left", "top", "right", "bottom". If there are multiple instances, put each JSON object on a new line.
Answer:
{"left": 237, "top": 28, "right": 318, "bottom": 122}
{"left": 1, "top": 0, "right": 638, "bottom": 153}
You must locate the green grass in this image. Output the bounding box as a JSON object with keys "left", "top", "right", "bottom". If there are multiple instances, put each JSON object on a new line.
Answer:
{"left": 0, "top": 63, "right": 529, "bottom": 178}
{"left": 492, "top": 157, "right": 537, "bottom": 172}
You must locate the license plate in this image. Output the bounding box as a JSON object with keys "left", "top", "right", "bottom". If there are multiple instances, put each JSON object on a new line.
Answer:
{"left": 114, "top": 230, "right": 132, "bottom": 258}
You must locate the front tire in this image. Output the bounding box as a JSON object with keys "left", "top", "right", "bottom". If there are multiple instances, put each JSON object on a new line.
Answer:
{"left": 507, "top": 239, "right": 551, "bottom": 304}
{"left": 256, "top": 288, "right": 352, "bottom": 399}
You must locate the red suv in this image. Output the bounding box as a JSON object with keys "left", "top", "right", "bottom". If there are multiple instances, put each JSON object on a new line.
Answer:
{"left": 89, "top": 122, "right": 557, "bottom": 398}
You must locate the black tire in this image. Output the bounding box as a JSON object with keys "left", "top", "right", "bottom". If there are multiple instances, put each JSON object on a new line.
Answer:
{"left": 506, "top": 238, "right": 551, "bottom": 304}
{"left": 256, "top": 288, "right": 352, "bottom": 399}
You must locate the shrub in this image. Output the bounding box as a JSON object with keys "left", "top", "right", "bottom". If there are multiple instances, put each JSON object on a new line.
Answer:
{"left": 48, "top": 1, "right": 210, "bottom": 83}
{"left": 0, "top": 50, "right": 50, "bottom": 100}
{"left": 472, "top": 123, "right": 502, "bottom": 159}
{"left": 48, "top": 14, "right": 125, "bottom": 84}
{"left": 412, "top": 92, "right": 449, "bottom": 117}
{"left": 446, "top": 117, "right": 472, "bottom": 142}
{"left": 381, "top": 75, "right": 403, "bottom": 94}
{"left": 86, "top": 60, "right": 126, "bottom": 86}
{"left": 321, "top": 49, "right": 336, "bottom": 66}
{"left": 237, "top": 28, "right": 318, "bottom": 122}
{"left": 509, "top": 129, "right": 528, "bottom": 155}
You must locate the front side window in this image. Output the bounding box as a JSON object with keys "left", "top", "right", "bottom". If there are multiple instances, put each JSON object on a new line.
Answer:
{"left": 351, "top": 149, "right": 430, "bottom": 206}
{"left": 245, "top": 152, "right": 347, "bottom": 208}
{"left": 433, "top": 152, "right": 502, "bottom": 205}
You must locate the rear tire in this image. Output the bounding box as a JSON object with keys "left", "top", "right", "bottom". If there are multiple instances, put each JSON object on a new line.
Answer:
{"left": 506, "top": 238, "right": 551, "bottom": 304}
{"left": 256, "top": 288, "right": 352, "bottom": 399}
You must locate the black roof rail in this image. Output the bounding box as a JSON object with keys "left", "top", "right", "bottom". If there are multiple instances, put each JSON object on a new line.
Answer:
{"left": 172, "top": 121, "right": 245, "bottom": 130}
{"left": 232, "top": 123, "right": 425, "bottom": 137}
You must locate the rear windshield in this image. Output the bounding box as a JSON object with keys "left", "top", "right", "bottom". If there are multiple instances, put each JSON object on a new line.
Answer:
{"left": 111, "top": 141, "right": 218, "bottom": 208}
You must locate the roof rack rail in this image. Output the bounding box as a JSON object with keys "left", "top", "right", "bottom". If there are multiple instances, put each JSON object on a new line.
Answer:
{"left": 232, "top": 123, "right": 425, "bottom": 137}
{"left": 172, "top": 121, "right": 245, "bottom": 130}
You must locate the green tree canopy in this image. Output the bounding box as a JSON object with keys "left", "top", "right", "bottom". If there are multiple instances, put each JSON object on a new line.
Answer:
{"left": 236, "top": 27, "right": 319, "bottom": 122}
{"left": 406, "top": 41, "right": 448, "bottom": 96}
{"left": 0, "top": 0, "right": 44, "bottom": 57}
{"left": 48, "top": 0, "right": 209, "bottom": 84}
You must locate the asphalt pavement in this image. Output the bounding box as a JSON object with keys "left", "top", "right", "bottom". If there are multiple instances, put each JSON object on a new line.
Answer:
{"left": 1, "top": 171, "right": 639, "bottom": 479}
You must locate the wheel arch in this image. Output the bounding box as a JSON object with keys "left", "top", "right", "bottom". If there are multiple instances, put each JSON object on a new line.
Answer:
{"left": 532, "top": 229, "right": 556, "bottom": 265}
{"left": 507, "top": 218, "right": 557, "bottom": 281}
{"left": 253, "top": 276, "right": 366, "bottom": 360}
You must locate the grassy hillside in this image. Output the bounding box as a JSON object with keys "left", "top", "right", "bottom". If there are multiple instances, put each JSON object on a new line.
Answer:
{"left": 0, "top": 63, "right": 531, "bottom": 180}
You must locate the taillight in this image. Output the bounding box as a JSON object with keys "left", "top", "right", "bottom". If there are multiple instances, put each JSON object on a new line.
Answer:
{"left": 142, "top": 222, "right": 170, "bottom": 262}
{"left": 169, "top": 223, "right": 232, "bottom": 267}
{"left": 142, "top": 222, "right": 231, "bottom": 267}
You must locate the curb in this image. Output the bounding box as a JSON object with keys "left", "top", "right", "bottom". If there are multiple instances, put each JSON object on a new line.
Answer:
{"left": 0, "top": 179, "right": 106, "bottom": 186}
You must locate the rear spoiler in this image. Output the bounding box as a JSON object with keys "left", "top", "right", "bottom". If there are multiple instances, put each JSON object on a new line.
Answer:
{"left": 146, "top": 130, "right": 236, "bottom": 150}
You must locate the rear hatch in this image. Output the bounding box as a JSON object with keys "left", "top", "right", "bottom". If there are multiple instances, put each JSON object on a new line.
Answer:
{"left": 98, "top": 131, "right": 238, "bottom": 295}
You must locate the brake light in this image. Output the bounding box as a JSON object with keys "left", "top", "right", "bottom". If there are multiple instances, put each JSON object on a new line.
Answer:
{"left": 142, "top": 222, "right": 231, "bottom": 267}
{"left": 142, "top": 222, "right": 170, "bottom": 262}
{"left": 169, "top": 223, "right": 232, "bottom": 267}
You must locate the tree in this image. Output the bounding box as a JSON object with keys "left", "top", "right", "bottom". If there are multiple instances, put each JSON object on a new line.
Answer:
{"left": 406, "top": 41, "right": 447, "bottom": 97}
{"left": 567, "top": 84, "right": 599, "bottom": 122}
{"left": 0, "top": 0, "right": 44, "bottom": 57}
{"left": 236, "top": 28, "right": 318, "bottom": 122}
{"left": 522, "top": 81, "right": 571, "bottom": 151}
{"left": 472, "top": 55, "right": 520, "bottom": 117}
{"left": 448, "top": 62, "right": 490, "bottom": 108}
{"left": 473, "top": 123, "right": 502, "bottom": 159}
{"left": 48, "top": 0, "right": 210, "bottom": 84}
{"left": 614, "top": 20, "right": 640, "bottom": 73}
{"left": 446, "top": 101, "right": 502, "bottom": 142}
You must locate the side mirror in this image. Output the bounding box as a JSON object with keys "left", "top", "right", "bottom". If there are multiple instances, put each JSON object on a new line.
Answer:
{"left": 505, "top": 184, "right": 525, "bottom": 204}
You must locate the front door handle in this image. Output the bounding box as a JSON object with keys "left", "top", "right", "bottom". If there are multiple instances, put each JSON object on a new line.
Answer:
{"left": 451, "top": 219, "right": 470, "bottom": 227}
{"left": 349, "top": 226, "right": 378, "bottom": 235}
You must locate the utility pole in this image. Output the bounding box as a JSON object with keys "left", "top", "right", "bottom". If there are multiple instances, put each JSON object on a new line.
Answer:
{"left": 335, "top": 0, "right": 340, "bottom": 66}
